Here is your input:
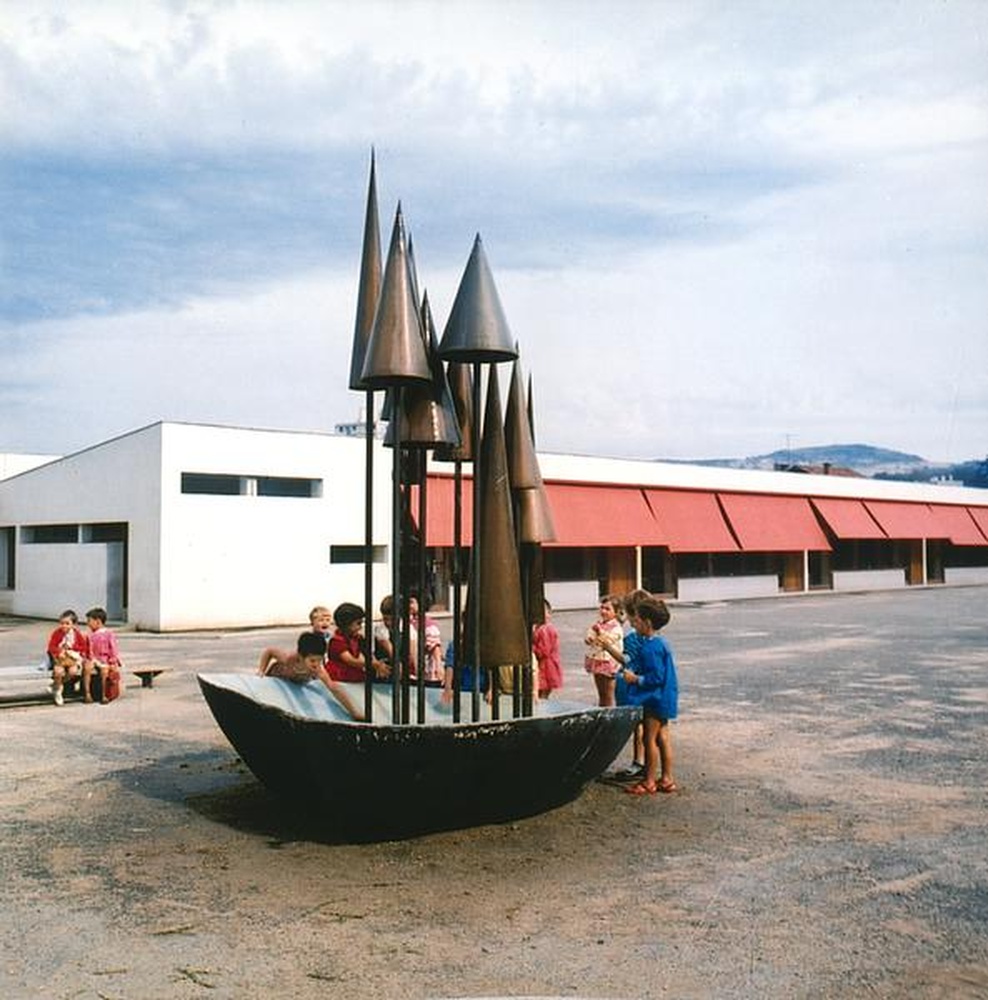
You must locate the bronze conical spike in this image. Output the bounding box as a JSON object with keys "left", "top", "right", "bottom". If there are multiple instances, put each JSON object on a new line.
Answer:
{"left": 433, "top": 361, "right": 474, "bottom": 463}
{"left": 438, "top": 235, "right": 519, "bottom": 363}
{"left": 471, "top": 366, "right": 529, "bottom": 669}
{"left": 348, "top": 150, "right": 382, "bottom": 391}
{"left": 527, "top": 372, "right": 536, "bottom": 446}
{"left": 407, "top": 232, "right": 421, "bottom": 319}
{"left": 505, "top": 357, "right": 542, "bottom": 491}
{"left": 384, "top": 293, "right": 462, "bottom": 450}
{"left": 360, "top": 204, "right": 432, "bottom": 388}
{"left": 516, "top": 484, "right": 557, "bottom": 544}
{"left": 525, "top": 542, "right": 546, "bottom": 628}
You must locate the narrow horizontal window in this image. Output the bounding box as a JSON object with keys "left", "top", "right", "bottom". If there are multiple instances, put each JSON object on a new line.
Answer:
{"left": 22, "top": 524, "right": 79, "bottom": 544}
{"left": 257, "top": 477, "right": 323, "bottom": 498}
{"left": 330, "top": 544, "right": 388, "bottom": 564}
{"left": 82, "top": 523, "right": 128, "bottom": 543}
{"left": 181, "top": 473, "right": 244, "bottom": 495}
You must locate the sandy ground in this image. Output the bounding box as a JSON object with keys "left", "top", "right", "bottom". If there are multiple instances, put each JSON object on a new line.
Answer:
{"left": 2, "top": 586, "right": 988, "bottom": 1000}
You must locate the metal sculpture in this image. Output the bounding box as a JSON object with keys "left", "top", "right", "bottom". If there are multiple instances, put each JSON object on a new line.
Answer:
{"left": 349, "top": 151, "right": 383, "bottom": 721}
{"left": 197, "top": 156, "right": 640, "bottom": 840}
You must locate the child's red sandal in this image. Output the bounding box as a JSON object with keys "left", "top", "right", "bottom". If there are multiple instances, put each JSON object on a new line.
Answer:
{"left": 626, "top": 781, "right": 658, "bottom": 796}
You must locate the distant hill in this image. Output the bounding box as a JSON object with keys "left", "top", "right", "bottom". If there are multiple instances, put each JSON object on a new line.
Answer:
{"left": 669, "top": 443, "right": 925, "bottom": 474}
{"left": 756, "top": 443, "right": 924, "bottom": 474}
{"left": 660, "top": 444, "right": 988, "bottom": 488}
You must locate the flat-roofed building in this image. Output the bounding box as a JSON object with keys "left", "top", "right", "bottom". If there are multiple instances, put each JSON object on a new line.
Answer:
{"left": 1, "top": 421, "right": 986, "bottom": 629}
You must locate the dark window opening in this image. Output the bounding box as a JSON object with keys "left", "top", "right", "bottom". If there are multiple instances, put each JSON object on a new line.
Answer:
{"left": 22, "top": 524, "right": 80, "bottom": 544}
{"left": 82, "top": 523, "right": 128, "bottom": 543}
{"left": 330, "top": 545, "right": 388, "bottom": 564}
{"left": 181, "top": 473, "right": 243, "bottom": 495}
{"left": 0, "top": 527, "right": 14, "bottom": 588}
{"left": 257, "top": 477, "right": 323, "bottom": 498}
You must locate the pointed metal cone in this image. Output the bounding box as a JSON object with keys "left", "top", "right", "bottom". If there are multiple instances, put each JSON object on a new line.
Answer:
{"left": 348, "top": 151, "right": 382, "bottom": 390}
{"left": 360, "top": 204, "right": 432, "bottom": 388}
{"left": 383, "top": 294, "right": 462, "bottom": 450}
{"left": 380, "top": 386, "right": 394, "bottom": 422}
{"left": 516, "top": 484, "right": 557, "bottom": 543}
{"left": 464, "top": 367, "right": 530, "bottom": 668}
{"left": 438, "top": 235, "right": 519, "bottom": 363}
{"left": 504, "top": 357, "right": 542, "bottom": 491}
{"left": 521, "top": 541, "right": 546, "bottom": 628}
{"left": 407, "top": 232, "right": 421, "bottom": 318}
{"left": 527, "top": 372, "right": 536, "bottom": 447}
{"left": 433, "top": 361, "right": 474, "bottom": 463}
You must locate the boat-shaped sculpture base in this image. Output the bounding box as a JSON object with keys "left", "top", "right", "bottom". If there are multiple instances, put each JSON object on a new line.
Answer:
{"left": 198, "top": 673, "right": 640, "bottom": 841}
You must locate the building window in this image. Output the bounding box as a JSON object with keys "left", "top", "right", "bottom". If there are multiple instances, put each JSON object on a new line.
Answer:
{"left": 82, "top": 523, "right": 128, "bottom": 543}
{"left": 0, "top": 527, "right": 14, "bottom": 588}
{"left": 181, "top": 473, "right": 245, "bottom": 495}
{"left": 257, "top": 477, "right": 323, "bottom": 498}
{"left": 330, "top": 545, "right": 388, "bottom": 564}
{"left": 181, "top": 473, "right": 322, "bottom": 497}
{"left": 22, "top": 524, "right": 80, "bottom": 544}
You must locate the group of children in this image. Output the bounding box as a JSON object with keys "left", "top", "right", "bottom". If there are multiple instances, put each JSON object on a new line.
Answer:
{"left": 256, "top": 597, "right": 451, "bottom": 720}
{"left": 252, "top": 591, "right": 676, "bottom": 797}
{"left": 584, "top": 590, "right": 679, "bottom": 797}
{"left": 45, "top": 607, "right": 122, "bottom": 706}
{"left": 256, "top": 596, "right": 567, "bottom": 715}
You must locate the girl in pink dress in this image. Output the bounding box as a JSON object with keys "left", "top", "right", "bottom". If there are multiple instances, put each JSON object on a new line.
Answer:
{"left": 584, "top": 595, "right": 623, "bottom": 706}
{"left": 532, "top": 600, "right": 563, "bottom": 698}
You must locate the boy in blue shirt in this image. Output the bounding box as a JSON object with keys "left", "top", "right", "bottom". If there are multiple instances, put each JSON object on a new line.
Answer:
{"left": 621, "top": 598, "right": 679, "bottom": 795}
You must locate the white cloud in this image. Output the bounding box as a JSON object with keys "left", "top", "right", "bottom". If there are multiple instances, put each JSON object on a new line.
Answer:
{"left": 1, "top": 0, "right": 986, "bottom": 465}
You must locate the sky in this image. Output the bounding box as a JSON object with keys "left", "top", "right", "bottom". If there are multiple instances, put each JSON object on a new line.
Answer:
{"left": 2, "top": 0, "right": 987, "bottom": 464}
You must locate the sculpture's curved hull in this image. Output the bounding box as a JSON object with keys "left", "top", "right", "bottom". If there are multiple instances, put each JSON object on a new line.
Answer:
{"left": 198, "top": 673, "right": 639, "bottom": 841}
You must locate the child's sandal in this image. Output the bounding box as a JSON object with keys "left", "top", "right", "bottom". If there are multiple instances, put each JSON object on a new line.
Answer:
{"left": 626, "top": 781, "right": 658, "bottom": 796}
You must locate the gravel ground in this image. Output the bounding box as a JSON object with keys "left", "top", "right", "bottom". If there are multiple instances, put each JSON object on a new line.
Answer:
{"left": 1, "top": 586, "right": 987, "bottom": 999}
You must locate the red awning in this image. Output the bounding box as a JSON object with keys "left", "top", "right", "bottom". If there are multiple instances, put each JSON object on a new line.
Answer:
{"left": 718, "top": 493, "right": 832, "bottom": 551}
{"left": 643, "top": 489, "right": 739, "bottom": 552}
{"left": 422, "top": 478, "right": 660, "bottom": 548}
{"left": 543, "top": 483, "right": 662, "bottom": 547}
{"left": 968, "top": 507, "right": 988, "bottom": 541}
{"left": 810, "top": 497, "right": 886, "bottom": 539}
{"left": 863, "top": 500, "right": 946, "bottom": 540}
{"left": 420, "top": 475, "right": 474, "bottom": 547}
{"left": 927, "top": 504, "right": 986, "bottom": 545}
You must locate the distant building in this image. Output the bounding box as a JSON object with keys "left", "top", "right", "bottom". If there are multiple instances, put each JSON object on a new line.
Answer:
{"left": 1, "top": 421, "right": 987, "bottom": 630}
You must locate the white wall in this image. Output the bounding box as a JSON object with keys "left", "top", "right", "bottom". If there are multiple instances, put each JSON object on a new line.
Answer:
{"left": 832, "top": 568, "right": 907, "bottom": 591}
{"left": 156, "top": 424, "right": 394, "bottom": 630}
{"left": 15, "top": 542, "right": 109, "bottom": 617}
{"left": 0, "top": 425, "right": 163, "bottom": 623}
{"left": 944, "top": 567, "right": 988, "bottom": 585}
{"left": 677, "top": 574, "right": 780, "bottom": 602}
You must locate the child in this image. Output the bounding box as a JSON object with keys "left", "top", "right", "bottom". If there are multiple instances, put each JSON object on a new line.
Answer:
{"left": 410, "top": 595, "right": 444, "bottom": 683}
{"left": 373, "top": 595, "right": 398, "bottom": 666}
{"left": 308, "top": 605, "right": 334, "bottom": 648}
{"left": 82, "top": 607, "right": 122, "bottom": 705}
{"left": 46, "top": 609, "right": 89, "bottom": 707}
{"left": 440, "top": 632, "right": 489, "bottom": 706}
{"left": 620, "top": 597, "right": 679, "bottom": 796}
{"left": 327, "top": 602, "right": 390, "bottom": 683}
{"left": 584, "top": 595, "right": 623, "bottom": 707}
{"left": 374, "top": 595, "right": 443, "bottom": 682}
{"left": 532, "top": 599, "right": 563, "bottom": 698}
{"left": 258, "top": 631, "right": 364, "bottom": 720}
{"left": 615, "top": 589, "right": 651, "bottom": 779}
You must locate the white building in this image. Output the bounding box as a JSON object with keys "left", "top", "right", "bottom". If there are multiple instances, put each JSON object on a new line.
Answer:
{"left": 0, "top": 422, "right": 392, "bottom": 630}
{"left": 2, "top": 420, "right": 986, "bottom": 630}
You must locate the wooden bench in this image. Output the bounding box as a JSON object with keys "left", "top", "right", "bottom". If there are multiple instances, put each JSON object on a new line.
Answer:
{"left": 132, "top": 667, "right": 168, "bottom": 689}
{"left": 0, "top": 663, "right": 67, "bottom": 705}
